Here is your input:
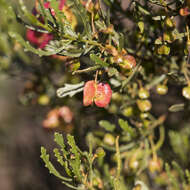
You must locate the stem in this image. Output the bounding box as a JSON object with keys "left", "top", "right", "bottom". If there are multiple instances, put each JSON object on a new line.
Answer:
{"left": 154, "top": 125, "right": 165, "bottom": 152}
{"left": 72, "top": 65, "right": 101, "bottom": 75}
{"left": 149, "top": 135, "right": 157, "bottom": 160}
{"left": 186, "top": 25, "right": 190, "bottom": 42}
{"left": 87, "top": 134, "right": 95, "bottom": 190}
{"left": 113, "top": 136, "right": 121, "bottom": 190}
{"left": 101, "top": 142, "right": 135, "bottom": 152}
{"left": 62, "top": 181, "right": 78, "bottom": 190}
{"left": 184, "top": 25, "right": 190, "bottom": 85}
{"left": 115, "top": 136, "right": 121, "bottom": 179}
{"left": 62, "top": 34, "right": 103, "bottom": 49}
{"left": 38, "top": 0, "right": 48, "bottom": 26}
{"left": 95, "top": 70, "right": 98, "bottom": 83}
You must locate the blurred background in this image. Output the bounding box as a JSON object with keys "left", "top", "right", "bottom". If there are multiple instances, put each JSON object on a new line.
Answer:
{"left": 0, "top": 1, "right": 68, "bottom": 189}
{"left": 0, "top": 74, "right": 59, "bottom": 190}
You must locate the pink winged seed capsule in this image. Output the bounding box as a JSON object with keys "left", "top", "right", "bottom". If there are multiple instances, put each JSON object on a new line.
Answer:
{"left": 83, "top": 80, "right": 96, "bottom": 106}
{"left": 95, "top": 83, "right": 112, "bottom": 108}
{"left": 83, "top": 81, "right": 112, "bottom": 108}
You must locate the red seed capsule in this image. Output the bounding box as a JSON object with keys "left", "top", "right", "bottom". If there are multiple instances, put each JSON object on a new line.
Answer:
{"left": 83, "top": 80, "right": 96, "bottom": 106}
{"left": 83, "top": 81, "right": 112, "bottom": 108}
{"left": 43, "top": 109, "right": 60, "bottom": 128}
{"left": 119, "top": 55, "right": 136, "bottom": 69}
{"left": 58, "top": 106, "right": 73, "bottom": 123}
{"left": 95, "top": 83, "right": 112, "bottom": 107}
{"left": 179, "top": 7, "right": 190, "bottom": 16}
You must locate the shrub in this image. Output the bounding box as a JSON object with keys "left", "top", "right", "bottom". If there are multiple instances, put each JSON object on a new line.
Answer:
{"left": 1, "top": 0, "right": 190, "bottom": 189}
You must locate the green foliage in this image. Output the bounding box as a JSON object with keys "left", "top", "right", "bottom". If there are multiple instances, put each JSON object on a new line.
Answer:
{"left": 41, "top": 133, "right": 82, "bottom": 189}
{"left": 169, "top": 127, "right": 190, "bottom": 163}
{"left": 99, "top": 120, "right": 115, "bottom": 132}
{"left": 9, "top": 31, "right": 67, "bottom": 56}
{"left": 40, "top": 133, "right": 124, "bottom": 189}
{"left": 57, "top": 82, "right": 84, "bottom": 98}
{"left": 41, "top": 146, "right": 72, "bottom": 182}
{"left": 90, "top": 54, "right": 109, "bottom": 67}
{"left": 164, "top": 162, "right": 190, "bottom": 190}
{"left": 118, "top": 119, "right": 136, "bottom": 138}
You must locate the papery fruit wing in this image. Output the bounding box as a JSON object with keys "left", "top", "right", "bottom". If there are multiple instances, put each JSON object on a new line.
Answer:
{"left": 95, "top": 83, "right": 112, "bottom": 108}
{"left": 83, "top": 80, "right": 96, "bottom": 106}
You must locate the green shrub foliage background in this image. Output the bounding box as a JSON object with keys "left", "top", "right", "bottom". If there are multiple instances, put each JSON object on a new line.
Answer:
{"left": 1, "top": 0, "right": 190, "bottom": 189}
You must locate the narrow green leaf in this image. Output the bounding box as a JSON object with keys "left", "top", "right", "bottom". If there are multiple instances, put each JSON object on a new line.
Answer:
{"left": 45, "top": 40, "right": 83, "bottom": 57}
{"left": 72, "top": 0, "right": 92, "bottom": 39}
{"left": 50, "top": 0, "right": 78, "bottom": 38}
{"left": 67, "top": 135, "right": 80, "bottom": 161}
{"left": 18, "top": 0, "right": 51, "bottom": 32}
{"left": 54, "top": 148, "right": 64, "bottom": 166}
{"left": 83, "top": 45, "right": 95, "bottom": 55}
{"left": 40, "top": 146, "right": 72, "bottom": 182}
{"left": 64, "top": 161, "right": 73, "bottom": 177}
{"left": 67, "top": 134, "right": 81, "bottom": 181}
{"left": 38, "top": 0, "right": 49, "bottom": 25}
{"left": 54, "top": 132, "right": 65, "bottom": 147}
{"left": 169, "top": 103, "right": 185, "bottom": 112}
{"left": 135, "top": 2, "right": 151, "bottom": 15}
{"left": 99, "top": 0, "right": 110, "bottom": 18}
{"left": 61, "top": 181, "right": 78, "bottom": 190}
{"left": 56, "top": 82, "right": 84, "bottom": 98}
{"left": 54, "top": 148, "right": 72, "bottom": 176}
{"left": 60, "top": 48, "right": 83, "bottom": 57}
{"left": 118, "top": 119, "right": 135, "bottom": 137}
{"left": 9, "top": 31, "right": 66, "bottom": 56}
{"left": 50, "top": 0, "right": 64, "bottom": 32}
{"left": 5, "top": 5, "right": 16, "bottom": 20}
{"left": 185, "top": 170, "right": 190, "bottom": 185}
{"left": 54, "top": 133, "right": 68, "bottom": 157}
{"left": 165, "top": 163, "right": 180, "bottom": 189}
{"left": 90, "top": 54, "right": 109, "bottom": 67}
{"left": 172, "top": 161, "right": 185, "bottom": 183}
{"left": 99, "top": 120, "right": 115, "bottom": 132}
{"left": 169, "top": 130, "right": 187, "bottom": 162}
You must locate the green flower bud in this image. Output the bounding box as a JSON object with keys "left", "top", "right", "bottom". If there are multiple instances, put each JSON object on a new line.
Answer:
{"left": 103, "top": 133, "right": 115, "bottom": 146}
{"left": 182, "top": 86, "right": 190, "bottom": 99}
{"left": 96, "top": 147, "right": 106, "bottom": 158}
{"left": 137, "top": 99, "right": 152, "bottom": 112}
{"left": 156, "top": 84, "right": 168, "bottom": 95}
{"left": 122, "top": 107, "right": 134, "bottom": 117}
{"left": 38, "top": 94, "right": 50, "bottom": 105}
{"left": 138, "top": 88, "right": 150, "bottom": 99}
{"left": 132, "top": 184, "right": 142, "bottom": 190}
